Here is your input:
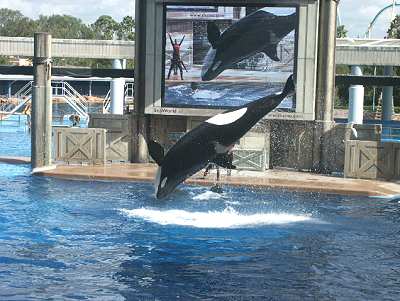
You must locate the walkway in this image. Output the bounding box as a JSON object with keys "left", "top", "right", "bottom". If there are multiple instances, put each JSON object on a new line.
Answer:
{"left": 1, "top": 156, "right": 399, "bottom": 197}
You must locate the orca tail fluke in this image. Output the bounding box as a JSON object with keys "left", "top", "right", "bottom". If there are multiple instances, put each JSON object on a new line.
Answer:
{"left": 282, "top": 74, "right": 295, "bottom": 98}
{"left": 147, "top": 140, "right": 165, "bottom": 166}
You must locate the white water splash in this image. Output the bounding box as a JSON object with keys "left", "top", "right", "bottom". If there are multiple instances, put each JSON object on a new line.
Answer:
{"left": 192, "top": 89, "right": 223, "bottom": 100}
{"left": 168, "top": 84, "right": 186, "bottom": 91}
{"left": 120, "top": 207, "right": 313, "bottom": 228}
{"left": 193, "top": 191, "right": 225, "bottom": 201}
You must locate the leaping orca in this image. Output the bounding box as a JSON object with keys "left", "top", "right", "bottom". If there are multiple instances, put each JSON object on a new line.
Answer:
{"left": 201, "top": 10, "right": 297, "bottom": 81}
{"left": 148, "top": 75, "right": 295, "bottom": 199}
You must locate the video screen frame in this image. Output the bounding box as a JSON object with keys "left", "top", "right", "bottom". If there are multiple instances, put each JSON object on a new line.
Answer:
{"left": 161, "top": 2, "right": 300, "bottom": 110}
{"left": 139, "top": 0, "right": 320, "bottom": 121}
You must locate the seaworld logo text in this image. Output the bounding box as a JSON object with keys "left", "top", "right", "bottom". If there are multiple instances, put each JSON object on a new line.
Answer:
{"left": 153, "top": 107, "right": 178, "bottom": 114}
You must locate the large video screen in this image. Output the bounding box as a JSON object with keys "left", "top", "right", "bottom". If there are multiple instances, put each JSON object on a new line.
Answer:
{"left": 162, "top": 4, "right": 298, "bottom": 110}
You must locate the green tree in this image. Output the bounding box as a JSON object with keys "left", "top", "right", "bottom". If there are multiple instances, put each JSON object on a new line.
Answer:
{"left": 34, "top": 15, "right": 95, "bottom": 67}
{"left": 387, "top": 15, "right": 400, "bottom": 38}
{"left": 91, "top": 15, "right": 119, "bottom": 40}
{"left": 35, "top": 15, "right": 94, "bottom": 39}
{"left": 0, "top": 8, "right": 36, "bottom": 37}
{"left": 336, "top": 25, "right": 348, "bottom": 38}
{"left": 387, "top": 16, "right": 400, "bottom": 108}
{"left": 117, "top": 16, "right": 135, "bottom": 40}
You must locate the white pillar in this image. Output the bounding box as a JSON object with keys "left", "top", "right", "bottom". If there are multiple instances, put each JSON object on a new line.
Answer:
{"left": 111, "top": 59, "right": 125, "bottom": 115}
{"left": 382, "top": 66, "right": 393, "bottom": 122}
{"left": 348, "top": 66, "right": 364, "bottom": 124}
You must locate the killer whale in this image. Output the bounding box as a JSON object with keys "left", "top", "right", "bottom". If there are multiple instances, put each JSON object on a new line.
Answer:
{"left": 201, "top": 9, "right": 297, "bottom": 81}
{"left": 148, "top": 74, "right": 295, "bottom": 199}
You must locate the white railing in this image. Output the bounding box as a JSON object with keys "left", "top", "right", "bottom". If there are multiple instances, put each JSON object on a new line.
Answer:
{"left": 102, "top": 82, "right": 134, "bottom": 114}
{"left": 0, "top": 81, "right": 89, "bottom": 120}
{"left": 0, "top": 81, "right": 33, "bottom": 117}
{"left": 102, "top": 90, "right": 111, "bottom": 114}
{"left": 52, "top": 81, "right": 88, "bottom": 119}
{"left": 125, "top": 82, "right": 134, "bottom": 101}
{"left": 2, "top": 97, "right": 31, "bottom": 116}
{"left": 14, "top": 81, "right": 33, "bottom": 98}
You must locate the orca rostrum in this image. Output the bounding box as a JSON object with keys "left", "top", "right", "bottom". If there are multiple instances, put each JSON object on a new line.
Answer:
{"left": 148, "top": 75, "right": 295, "bottom": 199}
{"left": 201, "top": 10, "right": 297, "bottom": 81}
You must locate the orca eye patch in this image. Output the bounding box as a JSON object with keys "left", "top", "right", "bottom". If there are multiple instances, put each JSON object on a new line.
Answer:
{"left": 205, "top": 107, "right": 247, "bottom": 126}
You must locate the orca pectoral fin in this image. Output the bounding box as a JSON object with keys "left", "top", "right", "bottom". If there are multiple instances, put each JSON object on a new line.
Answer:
{"left": 213, "top": 154, "right": 236, "bottom": 169}
{"left": 263, "top": 45, "right": 280, "bottom": 62}
{"left": 147, "top": 140, "right": 165, "bottom": 166}
{"left": 207, "top": 21, "right": 221, "bottom": 48}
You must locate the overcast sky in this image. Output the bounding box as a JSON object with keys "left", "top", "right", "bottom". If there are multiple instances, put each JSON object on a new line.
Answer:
{"left": 0, "top": 0, "right": 398, "bottom": 38}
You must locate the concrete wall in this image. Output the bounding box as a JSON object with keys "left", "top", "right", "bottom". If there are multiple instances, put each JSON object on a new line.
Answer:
{"left": 266, "top": 120, "right": 315, "bottom": 170}
{"left": 345, "top": 140, "right": 400, "bottom": 180}
{"left": 89, "top": 113, "right": 135, "bottom": 162}
{"left": 54, "top": 128, "right": 106, "bottom": 164}
{"left": 144, "top": 114, "right": 390, "bottom": 175}
{"left": 149, "top": 115, "right": 187, "bottom": 149}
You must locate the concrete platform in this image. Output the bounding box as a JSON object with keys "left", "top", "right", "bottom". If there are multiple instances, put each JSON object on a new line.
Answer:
{"left": 32, "top": 163, "right": 400, "bottom": 197}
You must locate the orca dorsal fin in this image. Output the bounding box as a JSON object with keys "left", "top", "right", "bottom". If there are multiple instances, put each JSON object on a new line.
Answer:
{"left": 148, "top": 140, "right": 165, "bottom": 166}
{"left": 263, "top": 45, "right": 280, "bottom": 62}
{"left": 207, "top": 21, "right": 221, "bottom": 48}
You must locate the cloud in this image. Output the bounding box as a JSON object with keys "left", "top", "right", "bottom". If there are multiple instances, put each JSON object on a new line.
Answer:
{"left": 339, "top": 0, "right": 399, "bottom": 38}
{"left": 0, "top": 0, "right": 135, "bottom": 23}
{"left": 0, "top": 0, "right": 398, "bottom": 38}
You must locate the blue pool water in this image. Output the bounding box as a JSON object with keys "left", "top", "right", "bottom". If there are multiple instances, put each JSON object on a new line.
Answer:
{"left": 1, "top": 163, "right": 400, "bottom": 300}
{"left": 165, "top": 82, "right": 294, "bottom": 109}
{"left": 0, "top": 104, "right": 100, "bottom": 157}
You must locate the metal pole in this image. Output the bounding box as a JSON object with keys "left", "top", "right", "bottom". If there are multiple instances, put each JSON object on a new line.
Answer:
{"left": 382, "top": 65, "right": 394, "bottom": 121}
{"left": 313, "top": 0, "right": 339, "bottom": 173}
{"left": 111, "top": 59, "right": 125, "bottom": 114}
{"left": 133, "top": 0, "right": 149, "bottom": 163}
{"left": 348, "top": 66, "right": 364, "bottom": 124}
{"left": 392, "top": 0, "right": 396, "bottom": 21}
{"left": 7, "top": 81, "right": 11, "bottom": 98}
{"left": 31, "top": 32, "right": 52, "bottom": 171}
{"left": 372, "top": 66, "right": 376, "bottom": 112}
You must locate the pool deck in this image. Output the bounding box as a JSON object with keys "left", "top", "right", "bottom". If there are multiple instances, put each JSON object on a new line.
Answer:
{"left": 2, "top": 156, "right": 400, "bottom": 197}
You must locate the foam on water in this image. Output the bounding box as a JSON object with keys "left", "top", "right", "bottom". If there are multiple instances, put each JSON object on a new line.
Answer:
{"left": 192, "top": 190, "right": 225, "bottom": 201}
{"left": 120, "top": 207, "right": 313, "bottom": 228}
{"left": 192, "top": 89, "right": 224, "bottom": 100}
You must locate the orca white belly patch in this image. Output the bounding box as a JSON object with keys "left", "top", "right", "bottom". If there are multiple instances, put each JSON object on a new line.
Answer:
{"left": 205, "top": 107, "right": 247, "bottom": 126}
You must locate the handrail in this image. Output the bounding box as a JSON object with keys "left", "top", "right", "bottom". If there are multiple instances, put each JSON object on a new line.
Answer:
{"left": 3, "top": 80, "right": 89, "bottom": 119}
{"left": 62, "top": 94, "right": 87, "bottom": 118}
{"left": 63, "top": 81, "right": 88, "bottom": 106}
{"left": 103, "top": 82, "right": 134, "bottom": 114}
{"left": 103, "top": 90, "right": 111, "bottom": 113}
{"left": 14, "top": 81, "right": 33, "bottom": 98}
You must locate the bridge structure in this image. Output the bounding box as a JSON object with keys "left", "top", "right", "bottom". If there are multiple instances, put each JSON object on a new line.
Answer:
{"left": 1, "top": 36, "right": 399, "bottom": 121}
{"left": 0, "top": 36, "right": 134, "bottom": 59}
{"left": 1, "top": 36, "right": 399, "bottom": 65}
{"left": 0, "top": 37, "right": 135, "bottom": 119}
{"left": 336, "top": 38, "right": 400, "bottom": 125}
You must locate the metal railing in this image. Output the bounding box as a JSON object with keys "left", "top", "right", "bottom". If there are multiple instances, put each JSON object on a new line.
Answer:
{"left": 102, "top": 81, "right": 134, "bottom": 114}
{"left": 0, "top": 81, "right": 33, "bottom": 118}
{"left": 1, "top": 80, "right": 89, "bottom": 119}
{"left": 382, "top": 126, "right": 400, "bottom": 141}
{"left": 102, "top": 90, "right": 111, "bottom": 114}
{"left": 52, "top": 81, "right": 88, "bottom": 119}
